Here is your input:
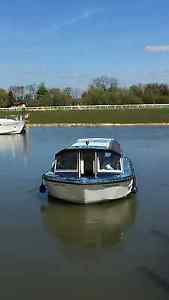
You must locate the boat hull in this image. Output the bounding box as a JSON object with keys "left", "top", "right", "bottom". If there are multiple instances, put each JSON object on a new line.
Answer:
{"left": 0, "top": 120, "right": 25, "bottom": 135}
{"left": 45, "top": 178, "right": 134, "bottom": 204}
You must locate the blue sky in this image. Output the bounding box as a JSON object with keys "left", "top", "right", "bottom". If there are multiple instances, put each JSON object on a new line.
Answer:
{"left": 0, "top": 0, "right": 169, "bottom": 88}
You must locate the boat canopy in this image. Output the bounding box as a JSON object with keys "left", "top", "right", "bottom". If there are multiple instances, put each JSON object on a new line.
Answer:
{"left": 53, "top": 139, "right": 123, "bottom": 176}
{"left": 59, "top": 138, "right": 122, "bottom": 155}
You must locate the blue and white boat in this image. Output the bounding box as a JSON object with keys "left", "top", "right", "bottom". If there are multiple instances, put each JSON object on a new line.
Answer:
{"left": 41, "top": 138, "right": 137, "bottom": 204}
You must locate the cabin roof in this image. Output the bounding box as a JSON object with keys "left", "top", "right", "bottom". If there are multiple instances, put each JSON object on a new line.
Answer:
{"left": 68, "top": 138, "right": 122, "bottom": 154}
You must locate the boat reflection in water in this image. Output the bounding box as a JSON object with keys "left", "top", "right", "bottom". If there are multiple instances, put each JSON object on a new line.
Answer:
{"left": 0, "top": 130, "right": 31, "bottom": 158}
{"left": 41, "top": 196, "right": 137, "bottom": 249}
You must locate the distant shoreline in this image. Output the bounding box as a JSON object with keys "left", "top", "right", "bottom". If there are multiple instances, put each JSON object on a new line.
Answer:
{"left": 1, "top": 108, "right": 169, "bottom": 125}
{"left": 27, "top": 123, "right": 169, "bottom": 127}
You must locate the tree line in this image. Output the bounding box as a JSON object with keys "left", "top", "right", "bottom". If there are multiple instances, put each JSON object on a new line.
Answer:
{"left": 1, "top": 77, "right": 169, "bottom": 107}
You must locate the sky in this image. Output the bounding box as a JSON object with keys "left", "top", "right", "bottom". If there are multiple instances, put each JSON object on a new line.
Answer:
{"left": 0, "top": 0, "right": 169, "bottom": 89}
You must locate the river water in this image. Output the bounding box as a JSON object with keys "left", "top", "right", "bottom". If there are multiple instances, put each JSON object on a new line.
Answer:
{"left": 0, "top": 126, "right": 169, "bottom": 299}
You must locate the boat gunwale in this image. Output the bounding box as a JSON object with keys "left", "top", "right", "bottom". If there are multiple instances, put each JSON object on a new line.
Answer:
{"left": 43, "top": 173, "right": 134, "bottom": 185}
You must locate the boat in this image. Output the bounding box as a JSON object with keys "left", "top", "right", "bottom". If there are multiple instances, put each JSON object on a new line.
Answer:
{"left": 40, "top": 138, "right": 137, "bottom": 204}
{"left": 0, "top": 116, "right": 25, "bottom": 134}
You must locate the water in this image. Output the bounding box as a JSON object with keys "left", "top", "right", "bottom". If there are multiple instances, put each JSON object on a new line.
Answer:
{"left": 0, "top": 126, "right": 169, "bottom": 299}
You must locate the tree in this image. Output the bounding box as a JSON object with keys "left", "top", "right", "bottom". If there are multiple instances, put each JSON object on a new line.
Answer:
{"left": 0, "top": 89, "right": 8, "bottom": 107}
{"left": 49, "top": 88, "right": 73, "bottom": 106}
{"left": 121, "top": 89, "right": 143, "bottom": 104}
{"left": 81, "top": 87, "right": 107, "bottom": 105}
{"left": 36, "top": 83, "right": 48, "bottom": 100}
{"left": 91, "top": 76, "right": 118, "bottom": 91}
{"left": 129, "top": 85, "right": 144, "bottom": 98}
{"left": 7, "top": 90, "right": 16, "bottom": 107}
{"left": 159, "top": 84, "right": 169, "bottom": 96}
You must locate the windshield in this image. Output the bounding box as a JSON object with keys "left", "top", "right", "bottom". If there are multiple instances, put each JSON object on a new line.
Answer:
{"left": 98, "top": 151, "right": 121, "bottom": 172}
{"left": 56, "top": 151, "right": 78, "bottom": 171}
{"left": 55, "top": 150, "right": 121, "bottom": 174}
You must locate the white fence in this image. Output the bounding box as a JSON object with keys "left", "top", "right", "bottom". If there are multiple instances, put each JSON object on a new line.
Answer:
{"left": 0, "top": 104, "right": 169, "bottom": 111}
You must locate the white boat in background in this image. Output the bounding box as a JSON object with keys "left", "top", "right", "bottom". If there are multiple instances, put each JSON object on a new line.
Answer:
{"left": 0, "top": 117, "right": 25, "bottom": 135}
{"left": 40, "top": 138, "right": 137, "bottom": 204}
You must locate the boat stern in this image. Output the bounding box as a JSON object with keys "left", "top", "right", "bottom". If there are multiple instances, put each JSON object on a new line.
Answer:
{"left": 44, "top": 176, "right": 134, "bottom": 204}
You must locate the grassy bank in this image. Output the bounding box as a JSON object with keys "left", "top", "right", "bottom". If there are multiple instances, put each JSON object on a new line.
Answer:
{"left": 0, "top": 108, "right": 169, "bottom": 124}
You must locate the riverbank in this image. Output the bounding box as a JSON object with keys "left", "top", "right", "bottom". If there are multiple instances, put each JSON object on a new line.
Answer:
{"left": 27, "top": 123, "right": 169, "bottom": 127}
{"left": 1, "top": 108, "right": 169, "bottom": 124}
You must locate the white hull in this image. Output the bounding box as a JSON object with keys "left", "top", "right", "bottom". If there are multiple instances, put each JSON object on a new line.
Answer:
{"left": 0, "top": 120, "right": 25, "bottom": 135}
{"left": 46, "top": 179, "right": 133, "bottom": 204}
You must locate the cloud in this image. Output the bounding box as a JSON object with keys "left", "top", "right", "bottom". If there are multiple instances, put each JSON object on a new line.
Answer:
{"left": 53, "top": 8, "right": 103, "bottom": 31}
{"left": 144, "top": 45, "right": 169, "bottom": 53}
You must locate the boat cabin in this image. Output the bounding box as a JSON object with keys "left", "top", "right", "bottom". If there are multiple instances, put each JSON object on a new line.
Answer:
{"left": 52, "top": 138, "right": 123, "bottom": 178}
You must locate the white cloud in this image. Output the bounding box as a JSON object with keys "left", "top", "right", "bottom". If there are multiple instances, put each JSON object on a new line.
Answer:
{"left": 144, "top": 45, "right": 169, "bottom": 53}
{"left": 53, "top": 8, "right": 103, "bottom": 31}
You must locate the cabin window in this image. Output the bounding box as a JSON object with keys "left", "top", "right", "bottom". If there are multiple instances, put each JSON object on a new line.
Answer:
{"left": 97, "top": 151, "right": 122, "bottom": 172}
{"left": 56, "top": 151, "right": 78, "bottom": 171}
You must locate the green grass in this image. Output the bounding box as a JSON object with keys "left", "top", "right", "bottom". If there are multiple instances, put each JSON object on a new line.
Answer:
{"left": 0, "top": 109, "right": 169, "bottom": 124}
